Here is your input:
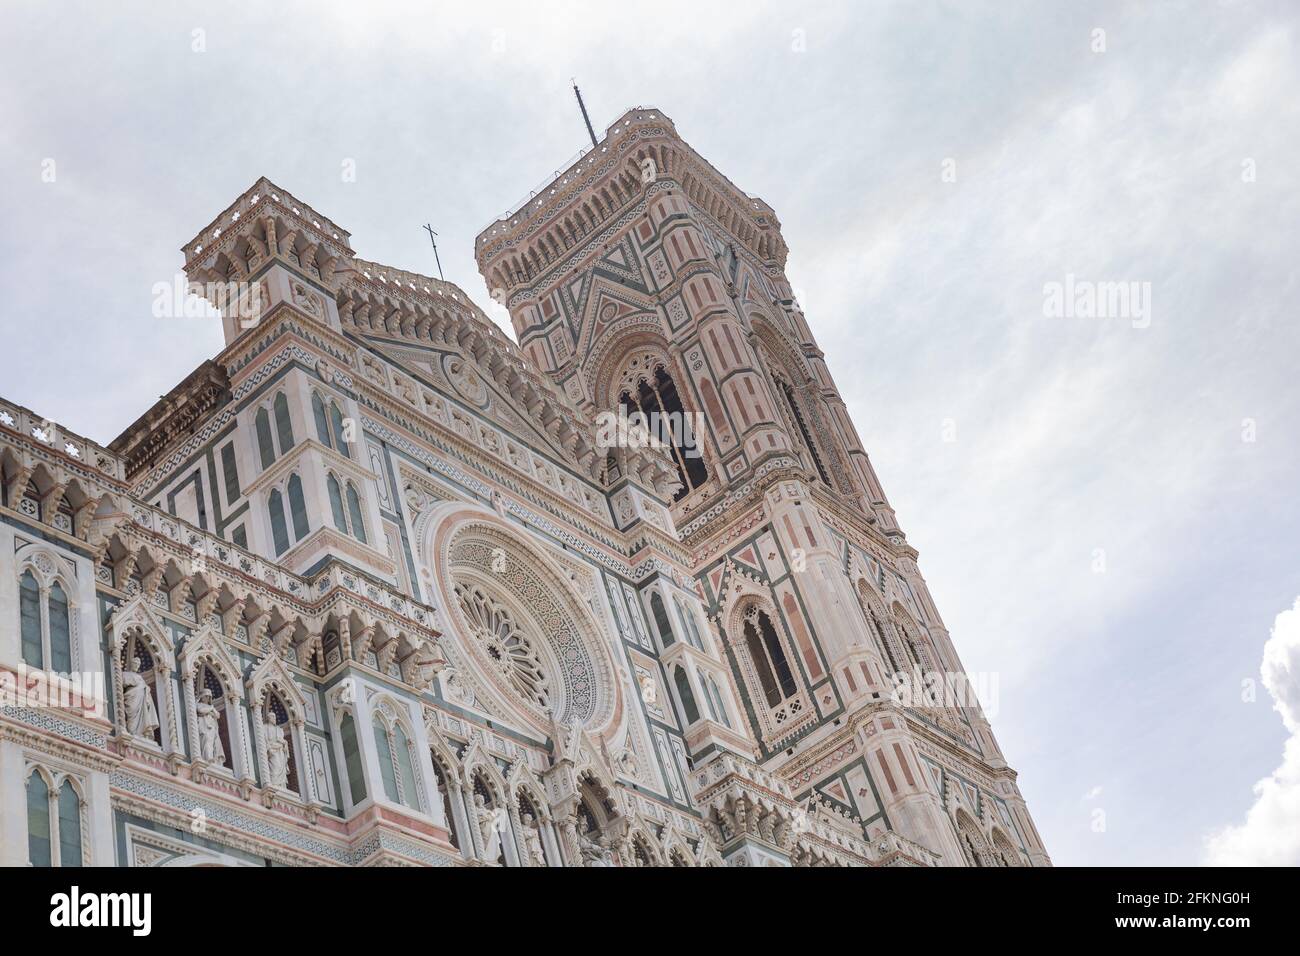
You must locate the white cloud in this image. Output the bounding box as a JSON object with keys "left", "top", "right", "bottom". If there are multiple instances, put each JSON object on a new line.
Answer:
{"left": 1203, "top": 598, "right": 1300, "bottom": 866}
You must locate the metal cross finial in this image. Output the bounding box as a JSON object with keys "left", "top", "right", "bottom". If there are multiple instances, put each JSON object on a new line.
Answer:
{"left": 423, "top": 223, "right": 444, "bottom": 281}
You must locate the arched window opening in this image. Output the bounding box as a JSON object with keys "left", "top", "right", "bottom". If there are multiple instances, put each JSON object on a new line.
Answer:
{"left": 432, "top": 758, "right": 459, "bottom": 849}
{"left": 707, "top": 676, "right": 731, "bottom": 729}
{"left": 329, "top": 402, "right": 351, "bottom": 458}
{"left": 327, "top": 474, "right": 348, "bottom": 533}
{"left": 340, "top": 712, "right": 367, "bottom": 805}
{"left": 26, "top": 771, "right": 50, "bottom": 867}
{"left": 345, "top": 483, "right": 367, "bottom": 545}
{"left": 742, "top": 607, "right": 797, "bottom": 707}
{"left": 287, "top": 474, "right": 309, "bottom": 540}
{"left": 268, "top": 489, "right": 290, "bottom": 555}
{"left": 673, "top": 666, "right": 700, "bottom": 725}
{"left": 779, "top": 379, "right": 831, "bottom": 486}
{"left": 57, "top": 781, "right": 82, "bottom": 868}
{"left": 650, "top": 592, "right": 674, "bottom": 645}
{"left": 373, "top": 717, "right": 400, "bottom": 804}
{"left": 273, "top": 392, "right": 295, "bottom": 454}
{"left": 48, "top": 581, "right": 71, "bottom": 675}
{"left": 312, "top": 392, "right": 332, "bottom": 449}
{"left": 619, "top": 365, "right": 708, "bottom": 501}
{"left": 394, "top": 724, "right": 420, "bottom": 810}
{"left": 698, "top": 669, "right": 719, "bottom": 722}
{"left": 676, "top": 597, "right": 705, "bottom": 651}
{"left": 19, "top": 570, "right": 42, "bottom": 668}
{"left": 254, "top": 407, "right": 276, "bottom": 470}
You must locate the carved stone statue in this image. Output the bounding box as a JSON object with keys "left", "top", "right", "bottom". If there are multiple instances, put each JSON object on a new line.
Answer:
{"left": 474, "top": 793, "right": 502, "bottom": 862}
{"left": 121, "top": 655, "right": 160, "bottom": 740}
{"left": 195, "top": 688, "right": 225, "bottom": 765}
{"left": 578, "top": 829, "right": 613, "bottom": 867}
{"left": 264, "top": 717, "right": 289, "bottom": 789}
{"left": 521, "top": 812, "right": 547, "bottom": 867}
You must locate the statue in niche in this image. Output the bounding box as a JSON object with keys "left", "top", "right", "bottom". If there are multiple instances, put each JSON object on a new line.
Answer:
{"left": 474, "top": 793, "right": 502, "bottom": 861}
{"left": 264, "top": 715, "right": 290, "bottom": 789}
{"left": 578, "top": 829, "right": 613, "bottom": 868}
{"left": 122, "top": 655, "right": 160, "bottom": 740}
{"left": 521, "top": 812, "right": 547, "bottom": 867}
{"left": 195, "top": 688, "right": 225, "bottom": 764}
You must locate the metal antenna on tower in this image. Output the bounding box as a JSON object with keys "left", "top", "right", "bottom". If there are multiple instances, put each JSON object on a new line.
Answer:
{"left": 422, "top": 223, "right": 444, "bottom": 281}
{"left": 572, "top": 80, "right": 598, "bottom": 148}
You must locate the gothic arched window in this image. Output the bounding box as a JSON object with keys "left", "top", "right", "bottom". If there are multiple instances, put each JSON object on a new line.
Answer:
{"left": 26, "top": 771, "right": 50, "bottom": 867}
{"left": 674, "top": 666, "right": 700, "bottom": 725}
{"left": 650, "top": 593, "right": 674, "bottom": 645}
{"left": 329, "top": 401, "right": 351, "bottom": 458}
{"left": 287, "top": 474, "right": 309, "bottom": 540}
{"left": 432, "top": 758, "right": 459, "bottom": 850}
{"left": 273, "top": 392, "right": 295, "bottom": 453}
{"left": 742, "top": 607, "right": 797, "bottom": 707}
{"left": 26, "top": 770, "right": 85, "bottom": 867}
{"left": 345, "top": 483, "right": 367, "bottom": 545}
{"left": 778, "top": 379, "right": 831, "bottom": 486}
{"left": 19, "top": 570, "right": 42, "bottom": 667}
{"left": 268, "top": 489, "right": 290, "bottom": 555}
{"left": 312, "top": 392, "right": 332, "bottom": 448}
{"left": 619, "top": 365, "right": 708, "bottom": 501}
{"left": 707, "top": 676, "right": 731, "bottom": 728}
{"left": 48, "top": 581, "right": 71, "bottom": 674}
{"left": 339, "top": 712, "right": 367, "bottom": 806}
{"left": 57, "top": 781, "right": 82, "bottom": 868}
{"left": 255, "top": 407, "right": 276, "bottom": 470}
{"left": 327, "top": 474, "right": 348, "bottom": 532}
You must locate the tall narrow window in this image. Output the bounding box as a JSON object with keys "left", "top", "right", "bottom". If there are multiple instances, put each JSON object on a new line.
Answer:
{"left": 268, "top": 489, "right": 290, "bottom": 555}
{"left": 312, "top": 392, "right": 332, "bottom": 449}
{"left": 220, "top": 442, "right": 241, "bottom": 504}
{"left": 620, "top": 366, "right": 708, "bottom": 502}
{"left": 26, "top": 772, "right": 50, "bottom": 867}
{"left": 433, "top": 760, "right": 459, "bottom": 849}
{"left": 273, "top": 393, "right": 295, "bottom": 453}
{"left": 57, "top": 782, "right": 81, "bottom": 868}
{"left": 329, "top": 402, "right": 351, "bottom": 458}
{"left": 699, "top": 670, "right": 720, "bottom": 722}
{"left": 346, "top": 483, "right": 367, "bottom": 544}
{"left": 49, "top": 582, "right": 71, "bottom": 674}
{"left": 743, "top": 608, "right": 796, "bottom": 707}
{"left": 395, "top": 726, "right": 420, "bottom": 810}
{"left": 373, "top": 719, "right": 400, "bottom": 804}
{"left": 327, "top": 475, "right": 348, "bottom": 532}
{"left": 340, "top": 713, "right": 366, "bottom": 805}
{"left": 708, "top": 677, "right": 731, "bottom": 729}
{"left": 255, "top": 408, "right": 276, "bottom": 470}
{"left": 20, "top": 570, "right": 42, "bottom": 668}
{"left": 287, "top": 474, "right": 309, "bottom": 540}
{"left": 779, "top": 380, "right": 831, "bottom": 486}
{"left": 650, "top": 593, "right": 674, "bottom": 645}
{"left": 673, "top": 667, "right": 700, "bottom": 724}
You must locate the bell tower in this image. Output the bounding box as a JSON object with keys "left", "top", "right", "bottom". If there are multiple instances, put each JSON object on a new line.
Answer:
{"left": 477, "top": 108, "right": 1050, "bottom": 866}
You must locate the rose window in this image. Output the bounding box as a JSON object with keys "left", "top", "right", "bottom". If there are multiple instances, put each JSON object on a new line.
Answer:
{"left": 454, "top": 582, "right": 549, "bottom": 708}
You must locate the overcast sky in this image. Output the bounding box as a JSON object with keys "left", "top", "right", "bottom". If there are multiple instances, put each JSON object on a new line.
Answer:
{"left": 2, "top": 0, "right": 1297, "bottom": 866}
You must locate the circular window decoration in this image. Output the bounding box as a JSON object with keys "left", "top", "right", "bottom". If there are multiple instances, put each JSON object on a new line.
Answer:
{"left": 454, "top": 581, "right": 549, "bottom": 708}
{"left": 438, "top": 523, "right": 617, "bottom": 731}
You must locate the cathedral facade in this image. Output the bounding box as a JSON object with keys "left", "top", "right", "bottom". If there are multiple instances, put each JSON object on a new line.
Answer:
{"left": 0, "top": 108, "right": 1049, "bottom": 867}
